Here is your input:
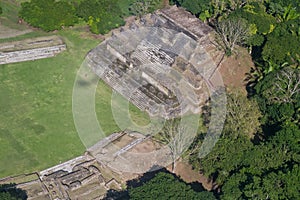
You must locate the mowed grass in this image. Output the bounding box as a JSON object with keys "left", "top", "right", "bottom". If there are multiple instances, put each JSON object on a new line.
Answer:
{"left": 0, "top": 0, "right": 28, "bottom": 30}
{"left": 0, "top": 29, "right": 97, "bottom": 177}
{"left": 0, "top": 28, "right": 150, "bottom": 178}
{"left": 0, "top": 0, "right": 151, "bottom": 178}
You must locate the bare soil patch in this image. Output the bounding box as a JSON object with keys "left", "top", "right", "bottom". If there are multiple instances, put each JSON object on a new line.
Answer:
{"left": 129, "top": 139, "right": 159, "bottom": 153}
{"left": 166, "top": 160, "right": 214, "bottom": 191}
{"left": 218, "top": 47, "right": 254, "bottom": 92}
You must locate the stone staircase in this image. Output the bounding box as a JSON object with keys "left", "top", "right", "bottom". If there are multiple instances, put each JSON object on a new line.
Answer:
{"left": 86, "top": 12, "right": 219, "bottom": 118}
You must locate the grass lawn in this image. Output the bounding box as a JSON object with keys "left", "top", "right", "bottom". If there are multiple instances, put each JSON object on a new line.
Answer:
{"left": 0, "top": 29, "right": 96, "bottom": 177}
{"left": 0, "top": 0, "right": 28, "bottom": 30}
{"left": 0, "top": 0, "right": 151, "bottom": 179}
{"left": 0, "top": 27, "right": 150, "bottom": 178}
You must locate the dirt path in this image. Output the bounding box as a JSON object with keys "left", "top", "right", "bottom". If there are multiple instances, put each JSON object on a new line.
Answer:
{"left": 0, "top": 24, "right": 32, "bottom": 39}
{"left": 218, "top": 47, "right": 254, "bottom": 92}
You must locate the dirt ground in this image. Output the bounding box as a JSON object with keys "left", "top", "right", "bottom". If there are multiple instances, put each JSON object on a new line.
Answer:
{"left": 129, "top": 139, "right": 160, "bottom": 153}
{"left": 166, "top": 160, "right": 214, "bottom": 191}
{"left": 218, "top": 47, "right": 254, "bottom": 92}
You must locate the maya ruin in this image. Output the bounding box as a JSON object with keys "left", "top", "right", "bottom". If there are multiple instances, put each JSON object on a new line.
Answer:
{"left": 86, "top": 6, "right": 217, "bottom": 119}
{"left": 0, "top": 6, "right": 224, "bottom": 200}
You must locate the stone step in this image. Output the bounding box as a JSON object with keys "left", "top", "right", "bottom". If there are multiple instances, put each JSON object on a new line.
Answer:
{"left": 131, "top": 50, "right": 150, "bottom": 65}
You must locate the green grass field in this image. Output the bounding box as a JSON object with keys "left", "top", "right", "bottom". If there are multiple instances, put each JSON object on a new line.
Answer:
{"left": 0, "top": 30, "right": 150, "bottom": 177}
{"left": 0, "top": 0, "right": 27, "bottom": 30}
{"left": 0, "top": 0, "right": 151, "bottom": 178}
{"left": 0, "top": 30, "right": 91, "bottom": 177}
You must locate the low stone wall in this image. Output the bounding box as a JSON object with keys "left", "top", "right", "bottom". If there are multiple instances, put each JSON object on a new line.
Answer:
{"left": 0, "top": 45, "right": 66, "bottom": 65}
{"left": 0, "top": 36, "right": 66, "bottom": 65}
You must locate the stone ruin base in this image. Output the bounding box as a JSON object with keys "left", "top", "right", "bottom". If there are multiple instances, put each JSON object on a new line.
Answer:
{"left": 0, "top": 131, "right": 165, "bottom": 200}
{"left": 0, "top": 36, "right": 66, "bottom": 65}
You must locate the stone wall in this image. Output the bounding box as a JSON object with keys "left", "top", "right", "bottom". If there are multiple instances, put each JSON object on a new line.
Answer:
{"left": 0, "top": 45, "right": 66, "bottom": 65}
{"left": 0, "top": 132, "right": 143, "bottom": 200}
{"left": 0, "top": 36, "right": 66, "bottom": 65}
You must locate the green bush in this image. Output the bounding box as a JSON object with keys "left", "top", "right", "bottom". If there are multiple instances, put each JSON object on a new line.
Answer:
{"left": 19, "top": 0, "right": 78, "bottom": 31}
{"left": 181, "top": 0, "right": 210, "bottom": 16}
{"left": 0, "top": 184, "right": 27, "bottom": 200}
{"left": 76, "top": 0, "right": 125, "bottom": 34}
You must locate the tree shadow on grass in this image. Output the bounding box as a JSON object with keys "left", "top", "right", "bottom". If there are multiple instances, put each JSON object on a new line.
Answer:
{"left": 0, "top": 183, "right": 28, "bottom": 200}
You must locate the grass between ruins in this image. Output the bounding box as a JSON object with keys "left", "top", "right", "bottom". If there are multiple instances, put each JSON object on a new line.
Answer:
{"left": 0, "top": 25, "right": 150, "bottom": 179}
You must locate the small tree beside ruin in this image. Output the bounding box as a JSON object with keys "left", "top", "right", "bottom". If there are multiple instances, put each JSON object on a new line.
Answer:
{"left": 129, "top": 0, "right": 162, "bottom": 18}
{"left": 216, "top": 17, "right": 250, "bottom": 56}
{"left": 158, "top": 118, "right": 194, "bottom": 172}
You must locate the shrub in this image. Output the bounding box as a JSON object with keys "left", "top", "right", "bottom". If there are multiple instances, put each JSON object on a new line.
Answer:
{"left": 19, "top": 0, "right": 78, "bottom": 31}
{"left": 76, "top": 0, "right": 125, "bottom": 34}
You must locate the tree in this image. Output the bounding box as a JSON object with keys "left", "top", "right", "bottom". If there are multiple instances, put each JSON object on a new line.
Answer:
{"left": 255, "top": 67, "right": 300, "bottom": 126}
{"left": 223, "top": 90, "right": 262, "bottom": 139}
{"left": 178, "top": 0, "right": 254, "bottom": 22}
{"left": 197, "top": 122, "right": 300, "bottom": 197}
{"left": 129, "top": 0, "right": 161, "bottom": 18}
{"left": 220, "top": 122, "right": 300, "bottom": 199}
{"left": 0, "top": 5, "right": 2, "bottom": 15}
{"left": 128, "top": 172, "right": 216, "bottom": 200}
{"left": 76, "top": 0, "right": 125, "bottom": 34}
{"left": 0, "top": 184, "right": 27, "bottom": 200}
{"left": 262, "top": 21, "right": 300, "bottom": 66}
{"left": 216, "top": 17, "right": 250, "bottom": 55}
{"left": 261, "top": 67, "right": 300, "bottom": 104}
{"left": 220, "top": 171, "right": 247, "bottom": 200}
{"left": 19, "top": 0, "right": 78, "bottom": 31}
{"left": 278, "top": 4, "right": 300, "bottom": 22}
{"left": 227, "top": 1, "right": 277, "bottom": 60}
{"left": 196, "top": 135, "right": 253, "bottom": 185}
{"left": 221, "top": 164, "right": 300, "bottom": 200}
{"left": 268, "top": 122, "right": 300, "bottom": 162}
{"left": 268, "top": 2, "right": 300, "bottom": 22}
{"left": 158, "top": 118, "right": 195, "bottom": 172}
{"left": 180, "top": 0, "right": 211, "bottom": 16}
{"left": 203, "top": 122, "right": 299, "bottom": 199}
{"left": 233, "top": 2, "right": 277, "bottom": 35}
{"left": 0, "top": 192, "right": 17, "bottom": 200}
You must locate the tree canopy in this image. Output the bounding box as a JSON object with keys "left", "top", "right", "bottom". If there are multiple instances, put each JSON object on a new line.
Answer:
{"left": 19, "top": 0, "right": 78, "bottom": 31}
{"left": 255, "top": 67, "right": 300, "bottom": 127}
{"left": 18, "top": 0, "right": 133, "bottom": 34}
{"left": 223, "top": 90, "right": 262, "bottom": 139}
{"left": 129, "top": 0, "right": 162, "bottom": 18}
{"left": 76, "top": 0, "right": 125, "bottom": 34}
{"left": 128, "top": 172, "right": 216, "bottom": 200}
{"left": 0, "top": 184, "right": 27, "bottom": 200}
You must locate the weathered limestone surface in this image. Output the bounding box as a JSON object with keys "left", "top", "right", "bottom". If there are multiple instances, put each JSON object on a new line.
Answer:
{"left": 0, "top": 131, "right": 148, "bottom": 200}
{"left": 0, "top": 36, "right": 66, "bottom": 65}
{"left": 87, "top": 6, "right": 215, "bottom": 118}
